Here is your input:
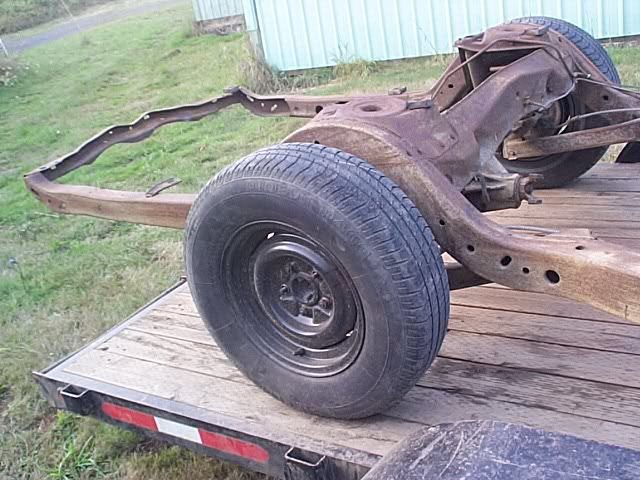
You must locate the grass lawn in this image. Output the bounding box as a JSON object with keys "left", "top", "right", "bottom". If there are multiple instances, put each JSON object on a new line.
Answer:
{"left": 1, "top": 4, "right": 639, "bottom": 478}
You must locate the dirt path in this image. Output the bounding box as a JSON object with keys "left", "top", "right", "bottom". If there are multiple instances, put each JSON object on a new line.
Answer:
{"left": 2, "top": 0, "right": 188, "bottom": 54}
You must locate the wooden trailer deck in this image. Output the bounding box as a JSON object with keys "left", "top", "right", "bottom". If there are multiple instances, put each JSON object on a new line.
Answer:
{"left": 37, "top": 163, "right": 640, "bottom": 477}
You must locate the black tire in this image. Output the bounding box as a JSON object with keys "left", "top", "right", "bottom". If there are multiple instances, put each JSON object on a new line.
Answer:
{"left": 185, "top": 143, "right": 449, "bottom": 419}
{"left": 500, "top": 16, "right": 620, "bottom": 188}
{"left": 513, "top": 16, "right": 619, "bottom": 84}
{"left": 616, "top": 142, "right": 640, "bottom": 163}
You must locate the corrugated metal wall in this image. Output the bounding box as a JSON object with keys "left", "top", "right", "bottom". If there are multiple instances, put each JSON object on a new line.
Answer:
{"left": 192, "top": 0, "right": 244, "bottom": 22}
{"left": 242, "top": 0, "right": 640, "bottom": 71}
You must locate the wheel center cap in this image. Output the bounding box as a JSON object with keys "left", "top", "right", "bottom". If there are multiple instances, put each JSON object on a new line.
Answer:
{"left": 290, "top": 273, "right": 319, "bottom": 306}
{"left": 252, "top": 234, "right": 358, "bottom": 349}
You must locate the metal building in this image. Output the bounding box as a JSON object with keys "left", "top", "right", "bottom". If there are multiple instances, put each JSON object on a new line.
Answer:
{"left": 192, "top": 0, "right": 244, "bottom": 23}
{"left": 238, "top": 0, "right": 640, "bottom": 71}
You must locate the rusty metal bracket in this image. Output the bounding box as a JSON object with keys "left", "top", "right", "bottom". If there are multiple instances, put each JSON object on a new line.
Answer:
{"left": 146, "top": 178, "right": 181, "bottom": 197}
{"left": 505, "top": 115, "right": 640, "bottom": 159}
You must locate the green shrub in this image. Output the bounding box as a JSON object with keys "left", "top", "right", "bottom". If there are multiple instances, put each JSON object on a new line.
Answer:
{"left": 237, "top": 40, "right": 333, "bottom": 94}
{"left": 0, "top": 57, "right": 24, "bottom": 87}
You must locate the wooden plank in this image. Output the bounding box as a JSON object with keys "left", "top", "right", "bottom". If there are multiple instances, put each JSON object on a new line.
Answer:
{"left": 129, "top": 314, "right": 210, "bottom": 345}
{"left": 579, "top": 173, "right": 638, "bottom": 181}
{"left": 450, "top": 304, "right": 640, "bottom": 355}
{"left": 571, "top": 163, "right": 640, "bottom": 179}
{"left": 166, "top": 287, "right": 640, "bottom": 355}
{"left": 441, "top": 331, "right": 640, "bottom": 388}
{"left": 538, "top": 187, "right": 639, "bottom": 196}
{"left": 63, "top": 349, "right": 419, "bottom": 457}
{"left": 389, "top": 386, "right": 640, "bottom": 451}
{"left": 595, "top": 237, "right": 640, "bottom": 249}
{"left": 451, "top": 286, "right": 625, "bottom": 323}
{"left": 169, "top": 283, "right": 640, "bottom": 337}
{"left": 548, "top": 177, "right": 640, "bottom": 193}
{"left": 164, "top": 309, "right": 640, "bottom": 387}
{"left": 491, "top": 216, "right": 640, "bottom": 239}
{"left": 489, "top": 204, "right": 640, "bottom": 222}
{"left": 156, "top": 300, "right": 200, "bottom": 318}
{"left": 420, "top": 358, "right": 640, "bottom": 428}
{"left": 99, "top": 328, "right": 250, "bottom": 384}
{"left": 131, "top": 308, "right": 640, "bottom": 388}
{"left": 490, "top": 210, "right": 640, "bottom": 226}
{"left": 539, "top": 194, "right": 640, "bottom": 208}
{"left": 143, "top": 303, "right": 640, "bottom": 356}
{"left": 105, "top": 327, "right": 640, "bottom": 430}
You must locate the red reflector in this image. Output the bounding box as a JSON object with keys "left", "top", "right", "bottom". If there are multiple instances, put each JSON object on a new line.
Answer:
{"left": 100, "top": 402, "right": 269, "bottom": 464}
{"left": 199, "top": 429, "right": 270, "bottom": 464}
{"left": 102, "top": 402, "right": 158, "bottom": 431}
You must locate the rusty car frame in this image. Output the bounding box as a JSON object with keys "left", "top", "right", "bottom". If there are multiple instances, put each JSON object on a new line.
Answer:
{"left": 24, "top": 18, "right": 640, "bottom": 417}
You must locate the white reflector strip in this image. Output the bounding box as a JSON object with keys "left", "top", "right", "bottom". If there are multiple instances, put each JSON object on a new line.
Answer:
{"left": 155, "top": 416, "right": 202, "bottom": 444}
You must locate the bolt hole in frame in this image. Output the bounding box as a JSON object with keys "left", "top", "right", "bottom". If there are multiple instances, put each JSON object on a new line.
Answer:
{"left": 500, "top": 256, "right": 513, "bottom": 267}
{"left": 546, "top": 270, "right": 561, "bottom": 284}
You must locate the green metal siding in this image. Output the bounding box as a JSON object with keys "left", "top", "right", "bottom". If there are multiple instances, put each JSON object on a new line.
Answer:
{"left": 242, "top": 0, "right": 640, "bottom": 71}
{"left": 192, "top": 0, "right": 244, "bottom": 22}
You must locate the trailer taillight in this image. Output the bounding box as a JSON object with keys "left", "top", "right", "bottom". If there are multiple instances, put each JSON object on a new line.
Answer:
{"left": 101, "top": 402, "right": 269, "bottom": 464}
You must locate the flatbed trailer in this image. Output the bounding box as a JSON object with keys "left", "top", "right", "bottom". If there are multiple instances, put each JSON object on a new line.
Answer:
{"left": 36, "top": 163, "right": 640, "bottom": 479}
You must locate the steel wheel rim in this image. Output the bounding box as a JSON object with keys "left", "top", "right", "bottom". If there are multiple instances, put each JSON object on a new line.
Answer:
{"left": 221, "top": 221, "right": 365, "bottom": 377}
